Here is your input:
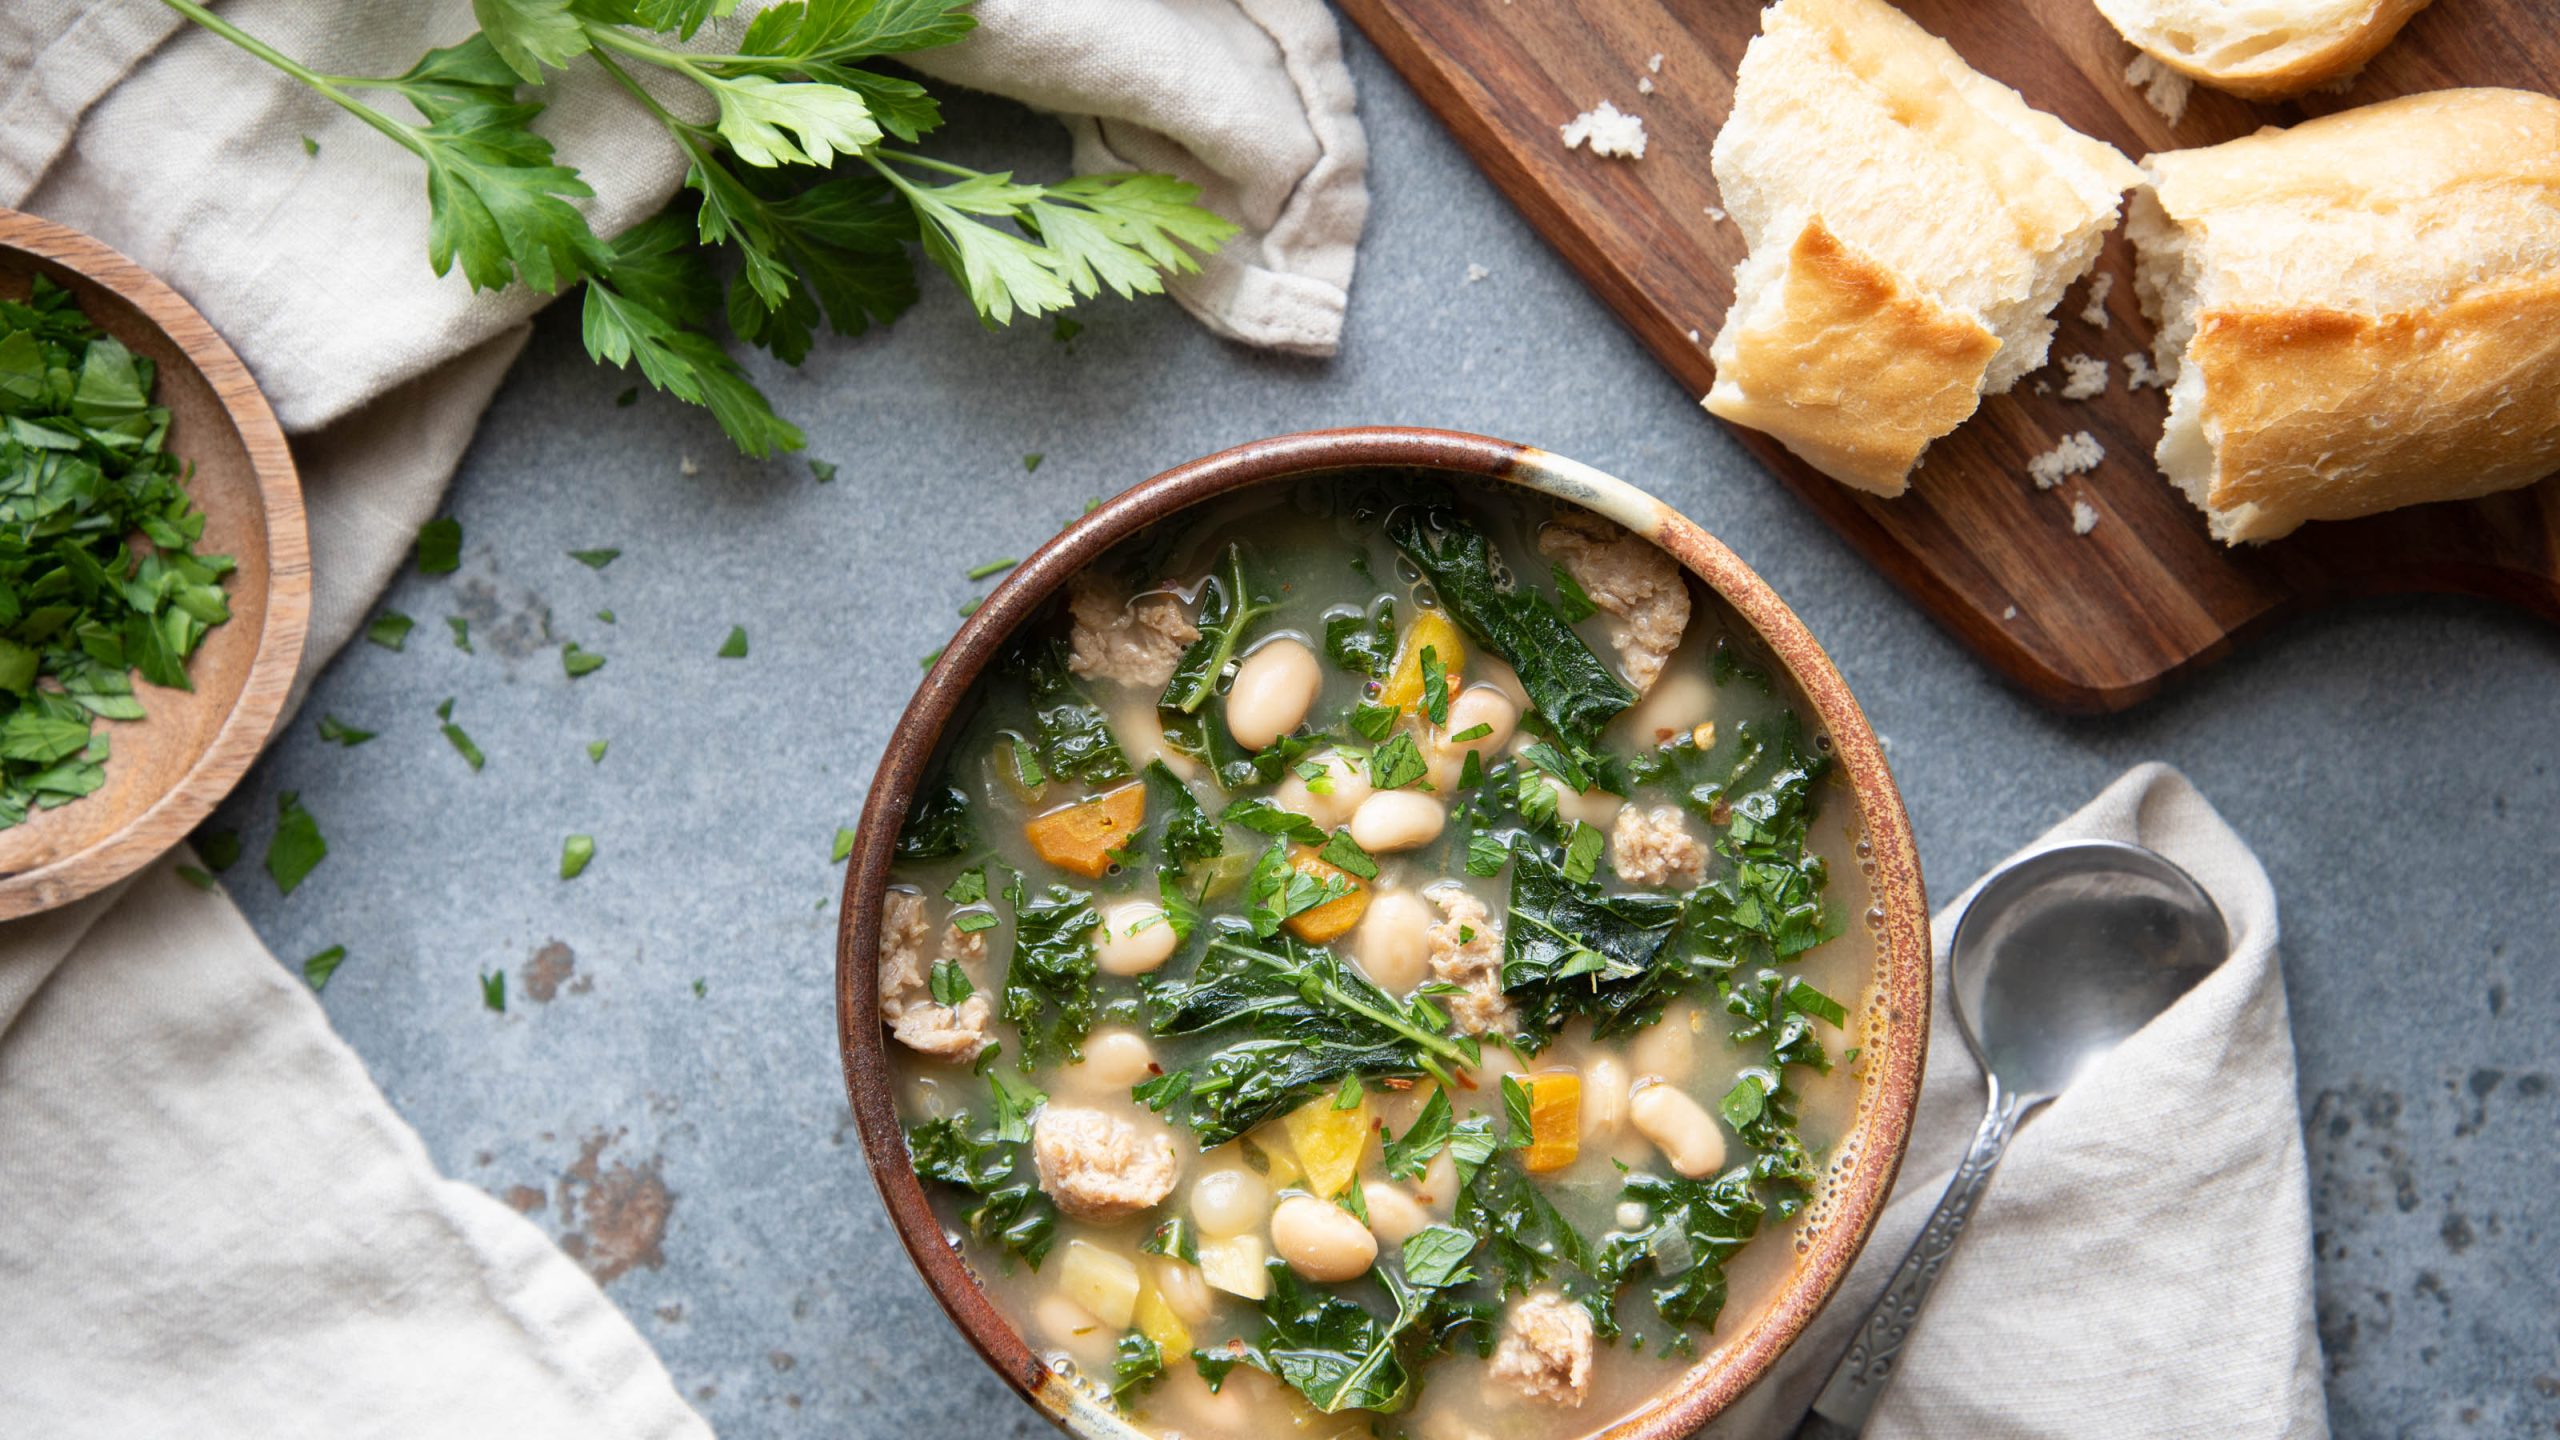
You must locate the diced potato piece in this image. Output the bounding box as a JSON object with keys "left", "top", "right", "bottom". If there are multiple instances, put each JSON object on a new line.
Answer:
{"left": 1197, "top": 1234, "right": 1269, "bottom": 1300}
{"left": 1243, "top": 1127, "right": 1304, "bottom": 1191}
{"left": 1134, "top": 1277, "right": 1192, "bottom": 1358}
{"left": 1059, "top": 1240, "right": 1140, "bottom": 1330}
{"left": 1282, "top": 1093, "right": 1374, "bottom": 1199}
{"left": 1521, "top": 1071, "right": 1583, "bottom": 1175}
{"left": 1023, "top": 783, "right": 1145, "bottom": 879}
{"left": 1284, "top": 846, "right": 1370, "bottom": 944}
{"left": 1379, "top": 609, "right": 1465, "bottom": 714}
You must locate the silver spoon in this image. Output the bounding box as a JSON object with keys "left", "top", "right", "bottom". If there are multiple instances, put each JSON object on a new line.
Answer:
{"left": 1797, "top": 840, "right": 2232, "bottom": 1437}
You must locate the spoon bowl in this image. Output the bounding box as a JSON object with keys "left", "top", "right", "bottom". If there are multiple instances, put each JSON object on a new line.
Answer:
{"left": 1951, "top": 840, "right": 2231, "bottom": 1102}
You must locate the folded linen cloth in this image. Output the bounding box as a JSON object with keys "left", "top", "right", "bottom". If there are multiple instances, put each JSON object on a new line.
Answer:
{"left": 1710, "top": 762, "right": 2328, "bottom": 1439}
{"left": 0, "top": 2, "right": 1366, "bottom": 1434}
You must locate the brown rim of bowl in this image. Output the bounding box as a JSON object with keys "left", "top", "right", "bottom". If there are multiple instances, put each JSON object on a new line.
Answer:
{"left": 0, "top": 208, "right": 309, "bottom": 920}
{"left": 835, "top": 426, "right": 1930, "bottom": 1438}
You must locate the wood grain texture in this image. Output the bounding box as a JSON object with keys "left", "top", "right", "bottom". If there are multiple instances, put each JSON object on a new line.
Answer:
{"left": 1333, "top": 0, "right": 2560, "bottom": 711}
{"left": 0, "top": 209, "right": 309, "bottom": 919}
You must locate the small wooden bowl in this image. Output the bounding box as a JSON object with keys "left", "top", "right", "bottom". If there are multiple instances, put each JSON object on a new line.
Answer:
{"left": 0, "top": 210, "right": 308, "bottom": 919}
{"left": 835, "top": 429, "right": 1931, "bottom": 1437}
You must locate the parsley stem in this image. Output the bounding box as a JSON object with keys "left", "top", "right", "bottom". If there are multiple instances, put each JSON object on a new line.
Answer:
{"left": 157, "top": 0, "right": 426, "bottom": 160}
{"left": 872, "top": 149, "right": 987, "bottom": 181}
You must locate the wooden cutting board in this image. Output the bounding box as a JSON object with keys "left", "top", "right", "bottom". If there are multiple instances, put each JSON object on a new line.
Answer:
{"left": 1332, "top": 0, "right": 2560, "bottom": 711}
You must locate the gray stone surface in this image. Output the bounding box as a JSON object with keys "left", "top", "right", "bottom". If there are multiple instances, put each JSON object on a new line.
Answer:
{"left": 209, "top": 33, "right": 2557, "bottom": 1440}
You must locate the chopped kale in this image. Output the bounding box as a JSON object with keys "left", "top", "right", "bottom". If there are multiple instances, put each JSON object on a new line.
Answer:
{"left": 905, "top": 1111, "right": 1058, "bottom": 1270}
{"left": 1501, "top": 842, "right": 1687, "bottom": 1047}
{"left": 895, "top": 776, "right": 974, "bottom": 861}
{"left": 1011, "top": 636, "right": 1130, "bottom": 785}
{"left": 1322, "top": 599, "right": 1395, "bottom": 678}
{"left": 1000, "top": 875, "right": 1100, "bottom": 1066}
{"left": 1160, "top": 542, "right": 1277, "bottom": 715}
{"left": 1146, "top": 760, "right": 1224, "bottom": 875}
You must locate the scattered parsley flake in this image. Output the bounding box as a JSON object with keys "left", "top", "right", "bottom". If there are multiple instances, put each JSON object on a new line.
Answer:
{"left": 1368, "top": 732, "right": 1428, "bottom": 790}
{"left": 1022, "top": 453, "right": 1043, "bottom": 473}
{"left": 447, "top": 616, "right": 473, "bottom": 653}
{"left": 810, "top": 459, "right": 838, "bottom": 484}
{"left": 480, "top": 970, "right": 506, "bottom": 1013}
{"left": 560, "top": 833, "right": 595, "bottom": 879}
{"left": 415, "top": 517, "right": 461, "bottom": 575}
{"left": 317, "top": 714, "right": 376, "bottom": 746}
{"left": 595, "top": 609, "right": 615, "bottom": 624}
{"left": 966, "top": 557, "right": 1018, "bottom": 581}
{"left": 717, "top": 626, "right": 748, "bottom": 659}
{"left": 198, "top": 829, "right": 241, "bottom": 871}
{"left": 302, "top": 944, "right": 347, "bottom": 991}
{"left": 920, "top": 647, "right": 943, "bottom": 669}
{"left": 692, "top": 977, "right": 708, "bottom": 999}
{"left": 366, "top": 612, "right": 415, "bottom": 651}
{"left": 176, "top": 865, "right": 216, "bottom": 891}
{"left": 439, "top": 704, "right": 485, "bottom": 771}
{"left": 958, "top": 596, "right": 983, "bottom": 618}
{"left": 265, "top": 791, "right": 327, "bottom": 895}
{"left": 569, "top": 548, "right": 620, "bottom": 570}
{"left": 300, "top": 134, "right": 319, "bottom": 157}
{"left": 587, "top": 739, "right": 608, "bottom": 763}
{"left": 562, "top": 642, "right": 605, "bottom": 678}
{"left": 831, "top": 827, "right": 857, "bottom": 863}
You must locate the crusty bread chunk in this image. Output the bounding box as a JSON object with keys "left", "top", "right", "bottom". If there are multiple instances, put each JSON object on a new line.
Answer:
{"left": 2128, "top": 88, "right": 2560, "bottom": 544}
{"left": 2094, "top": 0, "right": 2433, "bottom": 102}
{"left": 1704, "top": 0, "right": 2142, "bottom": 496}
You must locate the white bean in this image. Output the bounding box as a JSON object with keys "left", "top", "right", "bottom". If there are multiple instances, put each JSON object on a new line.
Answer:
{"left": 1272, "top": 749, "right": 1372, "bottom": 830}
{"left": 1270, "top": 1194, "right": 1379, "bottom": 1283}
{"left": 1093, "top": 901, "right": 1179, "bottom": 976}
{"left": 1226, "top": 639, "right": 1321, "bottom": 750}
{"left": 1081, "top": 1028, "right": 1156, "bottom": 1089}
{"left": 1427, "top": 686, "right": 1521, "bottom": 789}
{"left": 1360, "top": 1183, "right": 1429, "bottom": 1246}
{"left": 1542, "top": 776, "right": 1623, "bottom": 829}
{"left": 1148, "top": 1256, "right": 1214, "bottom": 1325}
{"left": 1580, "top": 1056, "right": 1630, "bottom": 1140}
{"left": 1631, "top": 1004, "right": 1698, "bottom": 1082}
{"left": 1416, "top": 1151, "right": 1458, "bottom": 1211}
{"left": 1630, "top": 1081, "right": 1727, "bottom": 1178}
{"left": 1618, "top": 666, "right": 1713, "bottom": 750}
{"left": 1350, "top": 791, "right": 1447, "bottom": 853}
{"left": 1351, "top": 890, "right": 1434, "bottom": 993}
{"left": 1034, "top": 1293, "right": 1114, "bottom": 1366}
{"left": 1189, "top": 1166, "right": 1270, "bottom": 1238}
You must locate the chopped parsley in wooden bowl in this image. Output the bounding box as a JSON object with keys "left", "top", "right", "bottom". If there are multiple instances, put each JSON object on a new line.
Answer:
{"left": 0, "top": 209, "right": 307, "bottom": 918}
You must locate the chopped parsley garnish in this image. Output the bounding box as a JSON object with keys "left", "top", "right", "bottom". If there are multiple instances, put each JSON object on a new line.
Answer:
{"left": 717, "top": 625, "right": 749, "bottom": 658}
{"left": 1220, "top": 796, "right": 1325, "bottom": 846}
{"left": 479, "top": 970, "right": 506, "bottom": 1012}
{"left": 1367, "top": 732, "right": 1427, "bottom": 791}
{"left": 569, "top": 548, "right": 620, "bottom": 569}
{"left": 365, "top": 611, "right": 415, "bottom": 650}
{"left": 197, "top": 829, "right": 240, "bottom": 871}
{"left": 436, "top": 699, "right": 485, "bottom": 771}
{"left": 561, "top": 642, "right": 605, "bottom": 677}
{"left": 560, "top": 833, "right": 595, "bottom": 879}
{"left": 595, "top": 608, "right": 615, "bottom": 623}
{"left": 415, "top": 517, "right": 461, "bottom": 574}
{"left": 1317, "top": 828, "right": 1378, "bottom": 881}
{"left": 1449, "top": 722, "right": 1492, "bottom": 744}
{"left": 317, "top": 714, "right": 376, "bottom": 746}
{"left": 831, "top": 826, "right": 857, "bottom": 863}
{"left": 264, "top": 791, "right": 326, "bottom": 895}
{"left": 1418, "top": 644, "right": 1449, "bottom": 725}
{"left": 1022, "top": 453, "right": 1043, "bottom": 473}
{"left": 810, "top": 459, "right": 837, "bottom": 483}
{"left": 175, "top": 865, "right": 215, "bottom": 891}
{"left": 1348, "top": 700, "right": 1398, "bottom": 742}
{"left": 447, "top": 616, "right": 472, "bottom": 652}
{"left": 586, "top": 739, "right": 608, "bottom": 763}
{"left": 966, "top": 557, "right": 1018, "bottom": 580}
{"left": 302, "top": 945, "right": 347, "bottom": 991}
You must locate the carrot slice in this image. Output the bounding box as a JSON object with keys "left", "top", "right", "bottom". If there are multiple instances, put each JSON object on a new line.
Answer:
{"left": 1022, "top": 783, "right": 1145, "bottom": 878}
{"left": 1379, "top": 609, "right": 1465, "bottom": 714}
{"left": 1284, "top": 845, "right": 1370, "bottom": 943}
{"left": 1520, "top": 1071, "right": 1584, "bottom": 1174}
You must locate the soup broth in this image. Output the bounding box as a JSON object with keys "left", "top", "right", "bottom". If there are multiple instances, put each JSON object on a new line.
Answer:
{"left": 880, "top": 474, "right": 1877, "bottom": 1439}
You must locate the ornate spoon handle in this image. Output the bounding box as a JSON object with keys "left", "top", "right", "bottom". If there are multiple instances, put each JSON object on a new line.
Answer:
{"left": 1798, "top": 1077, "right": 2033, "bottom": 1437}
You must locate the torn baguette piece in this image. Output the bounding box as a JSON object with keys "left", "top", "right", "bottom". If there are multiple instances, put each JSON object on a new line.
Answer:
{"left": 1704, "top": 0, "right": 2142, "bottom": 496}
{"left": 2094, "top": 0, "right": 2434, "bottom": 102}
{"left": 2128, "top": 88, "right": 2560, "bottom": 544}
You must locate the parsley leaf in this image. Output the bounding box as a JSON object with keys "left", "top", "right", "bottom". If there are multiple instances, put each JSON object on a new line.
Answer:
{"left": 366, "top": 611, "right": 415, "bottom": 650}
{"left": 560, "top": 833, "right": 595, "bottom": 878}
{"left": 831, "top": 826, "right": 857, "bottom": 863}
{"left": 1317, "top": 828, "right": 1378, "bottom": 881}
{"left": 302, "top": 944, "right": 348, "bottom": 991}
{"left": 416, "top": 516, "right": 462, "bottom": 574}
{"left": 265, "top": 791, "right": 327, "bottom": 895}
{"left": 717, "top": 624, "right": 749, "bottom": 658}
{"left": 561, "top": 641, "right": 605, "bottom": 677}
{"left": 1368, "top": 732, "right": 1427, "bottom": 791}
{"left": 448, "top": 616, "right": 473, "bottom": 652}
{"left": 569, "top": 547, "right": 620, "bottom": 569}
{"left": 317, "top": 714, "right": 376, "bottom": 746}
{"left": 480, "top": 969, "right": 508, "bottom": 1012}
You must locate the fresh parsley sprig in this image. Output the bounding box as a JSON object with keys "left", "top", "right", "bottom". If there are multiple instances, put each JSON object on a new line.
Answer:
{"left": 161, "top": 0, "right": 1241, "bottom": 457}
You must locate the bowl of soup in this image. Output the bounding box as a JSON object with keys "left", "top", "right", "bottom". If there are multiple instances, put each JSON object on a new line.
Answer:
{"left": 836, "top": 428, "right": 1929, "bottom": 1439}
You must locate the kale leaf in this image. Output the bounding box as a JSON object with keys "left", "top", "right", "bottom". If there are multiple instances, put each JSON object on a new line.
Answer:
{"left": 1010, "top": 636, "right": 1130, "bottom": 785}
{"left": 1161, "top": 542, "right": 1276, "bottom": 714}
{"left": 1000, "top": 875, "right": 1099, "bottom": 1065}
{"left": 895, "top": 775, "right": 973, "bottom": 860}
{"left": 1588, "top": 1169, "right": 1764, "bottom": 1335}
{"left": 1386, "top": 506, "right": 1633, "bottom": 754}
{"left": 1322, "top": 599, "right": 1394, "bottom": 678}
{"left": 904, "top": 1110, "right": 1058, "bottom": 1269}
{"left": 1202, "top": 1261, "right": 1454, "bottom": 1415}
{"left": 1139, "top": 919, "right": 1472, "bottom": 1145}
{"left": 1501, "top": 842, "right": 1688, "bottom": 1047}
{"left": 1145, "top": 759, "right": 1223, "bottom": 875}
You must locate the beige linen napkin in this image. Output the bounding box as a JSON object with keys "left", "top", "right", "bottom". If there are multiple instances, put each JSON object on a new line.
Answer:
{"left": 0, "top": 2, "right": 1366, "bottom": 1434}
{"left": 1711, "top": 762, "right": 2328, "bottom": 1439}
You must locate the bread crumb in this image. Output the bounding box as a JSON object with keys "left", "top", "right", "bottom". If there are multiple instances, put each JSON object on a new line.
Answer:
{"left": 1647, "top": 53, "right": 1663, "bottom": 73}
{"left": 2059, "top": 354, "right": 2109, "bottom": 401}
{"left": 2027, "top": 432, "right": 2104, "bottom": 490}
{"left": 2123, "top": 351, "right": 2170, "bottom": 390}
{"left": 2002, "top": 604, "right": 2019, "bottom": 620}
{"left": 2071, "top": 500, "right": 2101, "bottom": 535}
{"left": 2079, "top": 272, "right": 2114, "bottom": 328}
{"left": 1464, "top": 263, "right": 1490, "bottom": 285}
{"left": 2034, "top": 380, "right": 2052, "bottom": 395}
{"left": 1637, "top": 76, "right": 1655, "bottom": 95}
{"left": 1561, "top": 101, "right": 1647, "bottom": 159}
{"left": 1686, "top": 328, "right": 1701, "bottom": 343}
{"left": 2124, "top": 54, "right": 2191, "bottom": 126}
{"left": 680, "top": 454, "right": 699, "bottom": 477}
{"left": 1702, "top": 205, "right": 1727, "bottom": 222}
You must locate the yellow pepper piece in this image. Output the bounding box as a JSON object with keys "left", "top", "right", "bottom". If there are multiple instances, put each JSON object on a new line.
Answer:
{"left": 1282, "top": 1092, "right": 1374, "bottom": 1199}
{"left": 1379, "top": 609, "right": 1465, "bottom": 714}
{"left": 1134, "top": 1275, "right": 1192, "bottom": 1358}
{"left": 1520, "top": 1071, "right": 1584, "bottom": 1175}
{"left": 1284, "top": 845, "right": 1370, "bottom": 943}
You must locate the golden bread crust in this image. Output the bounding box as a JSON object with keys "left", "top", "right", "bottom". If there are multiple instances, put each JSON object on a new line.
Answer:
{"left": 2096, "top": 0, "right": 2434, "bottom": 100}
